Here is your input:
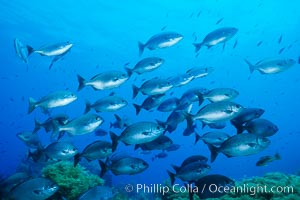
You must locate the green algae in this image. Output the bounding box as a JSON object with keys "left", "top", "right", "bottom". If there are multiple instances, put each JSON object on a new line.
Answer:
{"left": 42, "top": 161, "right": 104, "bottom": 200}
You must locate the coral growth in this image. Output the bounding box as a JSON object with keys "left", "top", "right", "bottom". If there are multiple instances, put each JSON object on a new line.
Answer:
{"left": 42, "top": 161, "right": 104, "bottom": 199}
{"left": 218, "top": 172, "right": 300, "bottom": 200}
{"left": 160, "top": 172, "right": 299, "bottom": 200}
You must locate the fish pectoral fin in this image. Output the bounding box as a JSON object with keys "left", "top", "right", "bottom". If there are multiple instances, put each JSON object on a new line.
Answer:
{"left": 224, "top": 109, "right": 233, "bottom": 114}
{"left": 248, "top": 143, "right": 257, "bottom": 147}
{"left": 130, "top": 164, "right": 137, "bottom": 169}
{"left": 142, "top": 131, "right": 150, "bottom": 135}
{"left": 33, "top": 189, "right": 44, "bottom": 195}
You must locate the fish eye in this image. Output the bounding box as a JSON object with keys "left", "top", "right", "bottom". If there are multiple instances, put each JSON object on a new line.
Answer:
{"left": 96, "top": 116, "right": 101, "bottom": 121}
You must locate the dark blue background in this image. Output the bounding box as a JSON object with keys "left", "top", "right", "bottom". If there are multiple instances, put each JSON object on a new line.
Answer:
{"left": 0, "top": 0, "right": 299, "bottom": 186}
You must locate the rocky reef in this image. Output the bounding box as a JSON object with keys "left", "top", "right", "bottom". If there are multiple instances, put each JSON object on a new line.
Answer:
{"left": 42, "top": 161, "right": 104, "bottom": 199}
{"left": 160, "top": 172, "right": 299, "bottom": 200}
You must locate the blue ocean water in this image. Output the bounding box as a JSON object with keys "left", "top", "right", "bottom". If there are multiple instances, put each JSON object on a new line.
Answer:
{"left": 0, "top": 0, "right": 300, "bottom": 199}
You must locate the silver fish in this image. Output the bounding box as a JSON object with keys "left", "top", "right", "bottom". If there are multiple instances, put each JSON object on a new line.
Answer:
{"left": 78, "top": 186, "right": 114, "bottom": 200}
{"left": 125, "top": 57, "right": 165, "bottom": 75}
{"left": 32, "top": 41, "right": 73, "bottom": 56}
{"left": 187, "top": 101, "right": 244, "bottom": 125}
{"left": 14, "top": 38, "right": 33, "bottom": 65}
{"left": 208, "top": 133, "right": 271, "bottom": 162}
{"left": 186, "top": 67, "right": 214, "bottom": 79}
{"left": 110, "top": 121, "right": 164, "bottom": 151}
{"left": 168, "top": 162, "right": 211, "bottom": 185}
{"left": 133, "top": 94, "right": 165, "bottom": 115}
{"left": 16, "top": 131, "right": 41, "bottom": 148}
{"left": 85, "top": 96, "right": 128, "bottom": 113}
{"left": 244, "top": 58, "right": 296, "bottom": 74}
{"left": 34, "top": 114, "right": 69, "bottom": 133}
{"left": 134, "top": 135, "right": 173, "bottom": 151}
{"left": 75, "top": 140, "right": 112, "bottom": 166}
{"left": 195, "top": 131, "right": 230, "bottom": 147}
{"left": 157, "top": 97, "right": 179, "bottom": 112}
{"left": 0, "top": 172, "right": 31, "bottom": 197}
{"left": 132, "top": 77, "right": 173, "bottom": 98}
{"left": 99, "top": 155, "right": 148, "bottom": 176}
{"left": 43, "top": 141, "right": 78, "bottom": 161}
{"left": 230, "top": 108, "right": 265, "bottom": 134}
{"left": 168, "top": 73, "right": 194, "bottom": 87}
{"left": 52, "top": 113, "right": 104, "bottom": 137}
{"left": 77, "top": 70, "right": 130, "bottom": 91}
{"left": 203, "top": 88, "right": 239, "bottom": 103}
{"left": 138, "top": 31, "right": 183, "bottom": 56}
{"left": 180, "top": 155, "right": 208, "bottom": 166}
{"left": 28, "top": 90, "right": 77, "bottom": 114}
{"left": 7, "top": 178, "right": 58, "bottom": 200}
{"left": 193, "top": 27, "right": 238, "bottom": 52}
{"left": 244, "top": 118, "right": 278, "bottom": 137}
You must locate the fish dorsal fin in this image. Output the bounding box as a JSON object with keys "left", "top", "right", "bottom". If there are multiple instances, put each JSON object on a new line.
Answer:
{"left": 91, "top": 73, "right": 102, "bottom": 80}
{"left": 110, "top": 152, "right": 129, "bottom": 162}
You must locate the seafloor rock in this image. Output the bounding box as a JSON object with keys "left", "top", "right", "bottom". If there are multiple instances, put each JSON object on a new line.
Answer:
{"left": 42, "top": 161, "right": 104, "bottom": 200}
{"left": 218, "top": 172, "right": 300, "bottom": 200}
{"left": 160, "top": 172, "right": 299, "bottom": 200}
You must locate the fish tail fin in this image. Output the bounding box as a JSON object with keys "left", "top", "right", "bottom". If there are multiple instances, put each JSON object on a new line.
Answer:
{"left": 207, "top": 144, "right": 219, "bottom": 163}
{"left": 244, "top": 59, "right": 255, "bottom": 73}
{"left": 110, "top": 131, "right": 119, "bottom": 152}
{"left": 26, "top": 45, "right": 34, "bottom": 56}
{"left": 138, "top": 41, "right": 145, "bottom": 56}
{"left": 235, "top": 124, "right": 244, "bottom": 134}
{"left": 195, "top": 92, "right": 204, "bottom": 106}
{"left": 51, "top": 120, "right": 61, "bottom": 139}
{"left": 84, "top": 101, "right": 92, "bottom": 114}
{"left": 99, "top": 160, "right": 108, "bottom": 177}
{"left": 74, "top": 153, "right": 81, "bottom": 167}
{"left": 27, "top": 149, "right": 34, "bottom": 160}
{"left": 194, "top": 132, "right": 202, "bottom": 144}
{"left": 133, "top": 104, "right": 142, "bottom": 115}
{"left": 132, "top": 85, "right": 139, "bottom": 98}
{"left": 167, "top": 170, "right": 176, "bottom": 185}
{"left": 77, "top": 74, "right": 85, "bottom": 91}
{"left": 33, "top": 118, "right": 42, "bottom": 133}
{"left": 201, "top": 122, "right": 208, "bottom": 129}
{"left": 134, "top": 144, "right": 140, "bottom": 151}
{"left": 28, "top": 97, "right": 37, "bottom": 114}
{"left": 183, "top": 124, "right": 196, "bottom": 136}
{"left": 275, "top": 153, "right": 281, "bottom": 160}
{"left": 114, "top": 114, "right": 122, "bottom": 122}
{"left": 155, "top": 119, "right": 166, "bottom": 129}
{"left": 182, "top": 111, "right": 194, "bottom": 129}
{"left": 193, "top": 42, "right": 203, "bottom": 53}
{"left": 124, "top": 67, "right": 133, "bottom": 78}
